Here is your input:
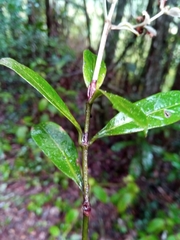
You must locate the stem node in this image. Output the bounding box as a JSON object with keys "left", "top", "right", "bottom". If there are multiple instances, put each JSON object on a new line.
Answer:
{"left": 83, "top": 201, "right": 91, "bottom": 217}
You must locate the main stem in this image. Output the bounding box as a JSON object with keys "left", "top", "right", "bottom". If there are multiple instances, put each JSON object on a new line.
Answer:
{"left": 82, "top": 1, "right": 118, "bottom": 238}
{"left": 87, "top": 0, "right": 118, "bottom": 100}
{"left": 82, "top": 102, "right": 91, "bottom": 240}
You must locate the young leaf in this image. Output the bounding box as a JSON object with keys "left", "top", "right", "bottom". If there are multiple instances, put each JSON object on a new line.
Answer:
{"left": 31, "top": 121, "right": 82, "bottom": 189}
{"left": 0, "top": 58, "right": 82, "bottom": 137}
{"left": 83, "top": 49, "right": 106, "bottom": 89}
{"left": 91, "top": 91, "right": 180, "bottom": 141}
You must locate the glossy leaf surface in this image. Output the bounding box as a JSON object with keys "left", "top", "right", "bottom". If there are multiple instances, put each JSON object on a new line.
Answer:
{"left": 136, "top": 91, "right": 180, "bottom": 128}
{"left": 92, "top": 91, "right": 180, "bottom": 140}
{"left": 83, "top": 49, "right": 106, "bottom": 89}
{"left": 100, "top": 90, "right": 147, "bottom": 127}
{"left": 31, "top": 122, "right": 82, "bottom": 189}
{"left": 0, "top": 58, "right": 82, "bottom": 136}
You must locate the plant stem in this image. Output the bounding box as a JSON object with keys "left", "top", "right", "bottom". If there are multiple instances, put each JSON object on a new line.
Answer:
{"left": 87, "top": 0, "right": 118, "bottom": 100}
{"left": 149, "top": 8, "right": 165, "bottom": 23}
{"left": 81, "top": 2, "right": 119, "bottom": 238}
{"left": 82, "top": 208, "right": 89, "bottom": 239}
{"left": 81, "top": 102, "right": 91, "bottom": 240}
{"left": 92, "top": 0, "right": 117, "bottom": 82}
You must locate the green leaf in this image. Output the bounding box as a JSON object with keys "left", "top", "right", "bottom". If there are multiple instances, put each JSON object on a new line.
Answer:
{"left": 92, "top": 91, "right": 180, "bottom": 140}
{"left": 92, "top": 185, "right": 109, "bottom": 203}
{"left": 111, "top": 141, "right": 133, "bottom": 152}
{"left": 167, "top": 234, "right": 180, "bottom": 240}
{"left": 16, "top": 125, "right": 28, "bottom": 143}
{"left": 101, "top": 90, "right": 147, "bottom": 127}
{"left": 147, "top": 218, "right": 165, "bottom": 233}
{"left": 136, "top": 91, "right": 180, "bottom": 128}
{"left": 92, "top": 112, "right": 141, "bottom": 140}
{"left": 117, "top": 192, "right": 134, "bottom": 213}
{"left": 0, "top": 58, "right": 82, "bottom": 137}
{"left": 65, "top": 209, "right": 79, "bottom": 223}
{"left": 83, "top": 49, "right": 106, "bottom": 89}
{"left": 31, "top": 121, "right": 82, "bottom": 189}
{"left": 91, "top": 90, "right": 147, "bottom": 142}
{"left": 139, "top": 236, "right": 158, "bottom": 240}
{"left": 49, "top": 225, "right": 61, "bottom": 237}
{"left": 167, "top": 236, "right": 176, "bottom": 240}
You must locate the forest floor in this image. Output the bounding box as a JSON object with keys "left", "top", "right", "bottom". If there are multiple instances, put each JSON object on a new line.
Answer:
{"left": 0, "top": 140, "right": 134, "bottom": 240}
{"left": 0, "top": 179, "right": 59, "bottom": 240}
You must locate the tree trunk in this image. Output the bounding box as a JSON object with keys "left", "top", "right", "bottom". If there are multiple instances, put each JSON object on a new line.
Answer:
{"left": 139, "top": 14, "right": 172, "bottom": 97}
{"left": 45, "top": 0, "right": 59, "bottom": 37}
{"left": 45, "top": 0, "right": 52, "bottom": 37}
{"left": 139, "top": 0, "right": 177, "bottom": 97}
{"left": 172, "top": 63, "right": 180, "bottom": 90}
{"left": 83, "top": 0, "right": 91, "bottom": 48}
{"left": 171, "top": 23, "right": 180, "bottom": 90}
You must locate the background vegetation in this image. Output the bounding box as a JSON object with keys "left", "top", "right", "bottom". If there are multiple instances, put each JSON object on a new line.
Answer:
{"left": 0, "top": 0, "right": 180, "bottom": 239}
